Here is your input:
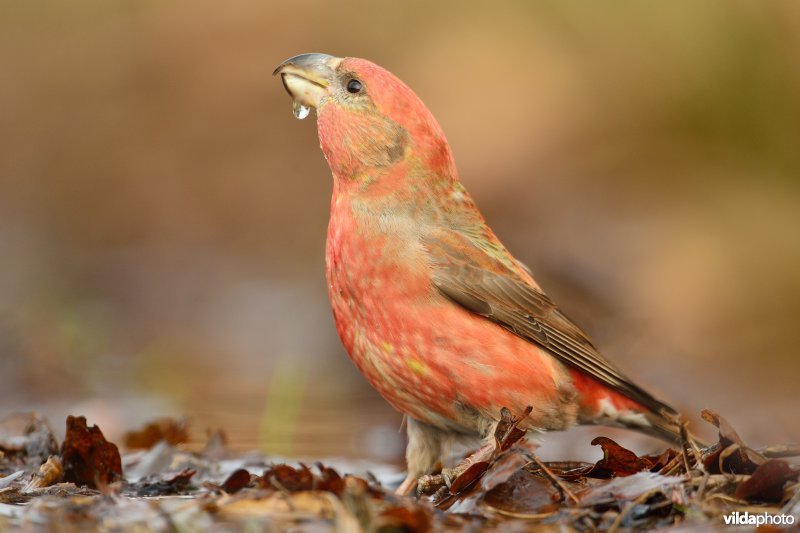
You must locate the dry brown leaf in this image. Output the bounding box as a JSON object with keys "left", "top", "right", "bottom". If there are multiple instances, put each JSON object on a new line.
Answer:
{"left": 61, "top": 416, "right": 122, "bottom": 489}
{"left": 23, "top": 456, "right": 63, "bottom": 492}
{"left": 123, "top": 418, "right": 189, "bottom": 449}
{"left": 221, "top": 468, "right": 252, "bottom": 494}
{"left": 701, "top": 409, "right": 760, "bottom": 475}
{"left": 734, "top": 459, "right": 799, "bottom": 503}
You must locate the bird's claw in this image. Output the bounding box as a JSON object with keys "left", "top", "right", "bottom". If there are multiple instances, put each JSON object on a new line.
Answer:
{"left": 415, "top": 463, "right": 470, "bottom": 495}
{"left": 440, "top": 467, "right": 457, "bottom": 489}
{"left": 415, "top": 473, "right": 443, "bottom": 495}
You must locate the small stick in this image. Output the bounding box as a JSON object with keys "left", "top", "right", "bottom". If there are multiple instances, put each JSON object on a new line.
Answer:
{"left": 490, "top": 508, "right": 557, "bottom": 520}
{"left": 758, "top": 444, "right": 800, "bottom": 459}
{"left": 780, "top": 484, "right": 800, "bottom": 515}
{"left": 608, "top": 490, "right": 654, "bottom": 533}
{"left": 526, "top": 454, "right": 579, "bottom": 505}
{"left": 678, "top": 421, "right": 693, "bottom": 475}
{"left": 694, "top": 472, "right": 710, "bottom": 502}
{"left": 703, "top": 492, "right": 744, "bottom": 505}
{"left": 682, "top": 419, "right": 707, "bottom": 474}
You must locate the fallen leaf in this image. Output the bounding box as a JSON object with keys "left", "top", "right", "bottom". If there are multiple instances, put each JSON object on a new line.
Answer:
{"left": 122, "top": 441, "right": 210, "bottom": 481}
{"left": 482, "top": 468, "right": 564, "bottom": 516}
{"left": 23, "top": 456, "right": 63, "bottom": 492}
{"left": 315, "top": 463, "right": 346, "bottom": 494}
{"left": 221, "top": 468, "right": 251, "bottom": 494}
{"left": 734, "top": 459, "right": 799, "bottom": 503}
{"left": 494, "top": 406, "right": 533, "bottom": 453}
{"left": 123, "top": 418, "right": 189, "bottom": 449}
{"left": 127, "top": 468, "right": 196, "bottom": 497}
{"left": 0, "top": 470, "right": 25, "bottom": 490}
{"left": 701, "top": 409, "right": 760, "bottom": 475}
{"left": 0, "top": 413, "right": 59, "bottom": 468}
{"left": 259, "top": 464, "right": 314, "bottom": 492}
{"left": 376, "top": 505, "right": 431, "bottom": 531}
{"left": 479, "top": 444, "right": 533, "bottom": 493}
{"left": 61, "top": 416, "right": 122, "bottom": 489}
{"left": 214, "top": 490, "right": 339, "bottom": 520}
{"left": 448, "top": 461, "right": 489, "bottom": 495}
{"left": 588, "top": 437, "right": 652, "bottom": 478}
{"left": 642, "top": 448, "right": 679, "bottom": 472}
{"left": 579, "top": 472, "right": 684, "bottom": 506}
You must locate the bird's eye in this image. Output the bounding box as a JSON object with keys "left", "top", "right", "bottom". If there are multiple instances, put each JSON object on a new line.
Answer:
{"left": 346, "top": 79, "right": 363, "bottom": 94}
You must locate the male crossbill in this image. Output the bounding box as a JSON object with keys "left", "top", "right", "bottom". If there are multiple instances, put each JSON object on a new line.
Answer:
{"left": 274, "top": 53, "right": 683, "bottom": 494}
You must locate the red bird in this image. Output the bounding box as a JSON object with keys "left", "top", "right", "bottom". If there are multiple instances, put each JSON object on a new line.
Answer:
{"left": 274, "top": 53, "right": 682, "bottom": 494}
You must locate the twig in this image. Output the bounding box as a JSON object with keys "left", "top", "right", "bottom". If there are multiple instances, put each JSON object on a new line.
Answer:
{"left": 781, "top": 484, "right": 800, "bottom": 515}
{"left": 489, "top": 508, "right": 557, "bottom": 520}
{"left": 757, "top": 444, "right": 800, "bottom": 459}
{"left": 678, "top": 421, "right": 693, "bottom": 475}
{"left": 694, "top": 472, "right": 710, "bottom": 502}
{"left": 658, "top": 453, "right": 683, "bottom": 476}
{"left": 703, "top": 492, "right": 745, "bottom": 505}
{"left": 525, "top": 454, "right": 579, "bottom": 505}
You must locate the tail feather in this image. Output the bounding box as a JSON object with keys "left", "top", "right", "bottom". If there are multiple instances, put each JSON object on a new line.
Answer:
{"left": 580, "top": 393, "right": 708, "bottom": 449}
{"left": 635, "top": 409, "right": 709, "bottom": 449}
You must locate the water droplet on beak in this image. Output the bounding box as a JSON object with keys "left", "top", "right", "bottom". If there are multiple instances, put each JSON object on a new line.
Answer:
{"left": 292, "top": 102, "right": 311, "bottom": 120}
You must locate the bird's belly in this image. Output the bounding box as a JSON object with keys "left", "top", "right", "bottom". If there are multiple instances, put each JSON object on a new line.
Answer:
{"left": 326, "top": 219, "right": 579, "bottom": 434}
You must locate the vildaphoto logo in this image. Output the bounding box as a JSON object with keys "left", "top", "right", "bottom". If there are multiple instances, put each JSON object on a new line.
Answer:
{"left": 723, "top": 511, "right": 795, "bottom": 526}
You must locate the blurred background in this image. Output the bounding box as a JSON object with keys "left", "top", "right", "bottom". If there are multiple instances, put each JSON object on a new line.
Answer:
{"left": 1, "top": 1, "right": 798, "bottom": 465}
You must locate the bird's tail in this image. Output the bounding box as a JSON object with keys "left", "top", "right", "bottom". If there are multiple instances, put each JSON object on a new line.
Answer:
{"left": 580, "top": 393, "right": 708, "bottom": 450}
{"left": 639, "top": 408, "right": 708, "bottom": 450}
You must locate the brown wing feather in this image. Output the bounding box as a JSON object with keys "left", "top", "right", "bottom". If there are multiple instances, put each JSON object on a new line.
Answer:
{"left": 425, "top": 229, "right": 676, "bottom": 418}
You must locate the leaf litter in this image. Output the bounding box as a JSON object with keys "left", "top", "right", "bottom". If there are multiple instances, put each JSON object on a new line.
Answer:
{"left": 0, "top": 409, "right": 796, "bottom": 531}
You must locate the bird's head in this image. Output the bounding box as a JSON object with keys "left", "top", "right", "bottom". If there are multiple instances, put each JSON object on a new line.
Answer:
{"left": 274, "top": 53, "right": 456, "bottom": 182}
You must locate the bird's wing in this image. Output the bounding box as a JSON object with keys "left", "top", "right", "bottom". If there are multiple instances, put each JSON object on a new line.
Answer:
{"left": 424, "top": 227, "right": 676, "bottom": 417}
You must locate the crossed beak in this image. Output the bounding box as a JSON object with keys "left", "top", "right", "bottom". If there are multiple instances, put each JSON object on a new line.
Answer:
{"left": 273, "top": 53, "right": 342, "bottom": 111}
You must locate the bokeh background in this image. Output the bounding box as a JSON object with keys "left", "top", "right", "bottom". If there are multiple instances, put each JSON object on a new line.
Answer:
{"left": 1, "top": 1, "right": 798, "bottom": 465}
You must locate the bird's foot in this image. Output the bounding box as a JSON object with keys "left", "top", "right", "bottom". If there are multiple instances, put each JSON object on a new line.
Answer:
{"left": 416, "top": 442, "right": 496, "bottom": 495}
{"left": 400, "top": 407, "right": 534, "bottom": 497}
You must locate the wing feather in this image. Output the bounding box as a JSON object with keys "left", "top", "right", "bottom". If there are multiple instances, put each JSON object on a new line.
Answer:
{"left": 425, "top": 229, "right": 676, "bottom": 417}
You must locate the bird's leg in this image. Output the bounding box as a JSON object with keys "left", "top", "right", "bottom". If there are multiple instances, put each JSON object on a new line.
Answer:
{"left": 395, "top": 475, "right": 418, "bottom": 497}
{"left": 439, "top": 441, "right": 495, "bottom": 486}
{"left": 416, "top": 408, "right": 534, "bottom": 495}
{"left": 417, "top": 441, "right": 496, "bottom": 494}
{"left": 396, "top": 417, "right": 444, "bottom": 496}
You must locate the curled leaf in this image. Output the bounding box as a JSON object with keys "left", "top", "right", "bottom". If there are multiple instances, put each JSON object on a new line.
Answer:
{"left": 123, "top": 418, "right": 189, "bottom": 449}
{"left": 61, "top": 416, "right": 122, "bottom": 489}
{"left": 734, "top": 459, "right": 799, "bottom": 503}
{"left": 221, "top": 468, "right": 252, "bottom": 494}
{"left": 701, "top": 409, "right": 759, "bottom": 474}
